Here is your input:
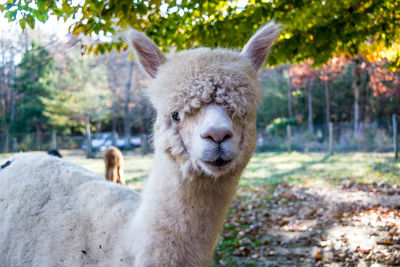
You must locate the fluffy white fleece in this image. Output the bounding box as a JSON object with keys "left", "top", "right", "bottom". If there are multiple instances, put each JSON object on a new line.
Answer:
{"left": 0, "top": 153, "right": 139, "bottom": 266}
{"left": 0, "top": 21, "right": 280, "bottom": 267}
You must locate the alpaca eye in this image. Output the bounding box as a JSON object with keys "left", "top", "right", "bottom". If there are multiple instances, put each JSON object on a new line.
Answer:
{"left": 171, "top": 111, "right": 180, "bottom": 122}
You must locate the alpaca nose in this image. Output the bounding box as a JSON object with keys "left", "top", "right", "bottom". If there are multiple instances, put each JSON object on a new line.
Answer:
{"left": 201, "top": 127, "right": 233, "bottom": 144}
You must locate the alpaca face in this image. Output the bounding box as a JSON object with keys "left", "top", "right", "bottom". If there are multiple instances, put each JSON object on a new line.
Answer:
{"left": 165, "top": 98, "right": 258, "bottom": 178}
{"left": 124, "top": 22, "right": 280, "bottom": 178}
{"left": 178, "top": 104, "right": 239, "bottom": 176}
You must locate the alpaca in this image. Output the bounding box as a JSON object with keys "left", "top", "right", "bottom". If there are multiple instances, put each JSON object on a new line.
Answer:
{"left": 104, "top": 146, "right": 126, "bottom": 185}
{"left": 0, "top": 21, "right": 280, "bottom": 266}
{"left": 47, "top": 149, "right": 62, "bottom": 158}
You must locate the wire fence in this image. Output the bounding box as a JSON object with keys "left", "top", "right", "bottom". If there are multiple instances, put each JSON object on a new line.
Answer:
{"left": 0, "top": 133, "right": 85, "bottom": 152}
{"left": 256, "top": 117, "right": 398, "bottom": 154}
{"left": 0, "top": 117, "right": 398, "bottom": 156}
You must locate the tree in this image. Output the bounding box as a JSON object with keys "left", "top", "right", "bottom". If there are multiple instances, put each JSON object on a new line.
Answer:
{"left": 101, "top": 50, "right": 151, "bottom": 144}
{"left": 43, "top": 47, "right": 111, "bottom": 157}
{"left": 2, "top": 0, "right": 399, "bottom": 153}
{"left": 318, "top": 57, "right": 350, "bottom": 125}
{"left": 13, "top": 42, "right": 55, "bottom": 150}
{"left": 0, "top": 27, "right": 20, "bottom": 152}
{"left": 289, "top": 60, "right": 318, "bottom": 133}
{"left": 257, "top": 65, "right": 291, "bottom": 129}
{"left": 1, "top": 0, "right": 398, "bottom": 67}
{"left": 352, "top": 56, "right": 369, "bottom": 131}
{"left": 369, "top": 59, "right": 400, "bottom": 115}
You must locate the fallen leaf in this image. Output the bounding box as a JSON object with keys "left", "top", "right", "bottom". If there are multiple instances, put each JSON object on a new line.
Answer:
{"left": 377, "top": 240, "right": 394, "bottom": 246}
{"left": 315, "top": 251, "right": 323, "bottom": 261}
{"left": 279, "top": 219, "right": 289, "bottom": 227}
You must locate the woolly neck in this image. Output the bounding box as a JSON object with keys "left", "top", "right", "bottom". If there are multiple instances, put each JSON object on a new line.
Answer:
{"left": 125, "top": 150, "right": 243, "bottom": 266}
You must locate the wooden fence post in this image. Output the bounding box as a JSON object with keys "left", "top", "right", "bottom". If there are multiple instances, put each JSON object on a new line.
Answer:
{"left": 141, "top": 134, "right": 148, "bottom": 155}
{"left": 287, "top": 125, "right": 291, "bottom": 153}
{"left": 12, "top": 137, "right": 17, "bottom": 152}
{"left": 393, "top": 114, "right": 398, "bottom": 159}
{"left": 329, "top": 122, "right": 334, "bottom": 155}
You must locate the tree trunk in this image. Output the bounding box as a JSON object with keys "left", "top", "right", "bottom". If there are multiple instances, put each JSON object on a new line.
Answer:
{"left": 106, "top": 56, "right": 119, "bottom": 147}
{"left": 111, "top": 86, "right": 117, "bottom": 146}
{"left": 1, "top": 46, "right": 15, "bottom": 154}
{"left": 360, "top": 71, "right": 369, "bottom": 123}
{"left": 393, "top": 114, "right": 398, "bottom": 159}
{"left": 6, "top": 48, "right": 16, "bottom": 153}
{"left": 52, "top": 129, "right": 57, "bottom": 149}
{"left": 329, "top": 122, "right": 334, "bottom": 155}
{"left": 353, "top": 58, "right": 363, "bottom": 133}
{"left": 307, "top": 79, "right": 314, "bottom": 134}
{"left": 287, "top": 75, "right": 293, "bottom": 118}
{"left": 35, "top": 123, "right": 42, "bottom": 150}
{"left": 287, "top": 125, "right": 292, "bottom": 153}
{"left": 85, "top": 116, "right": 93, "bottom": 158}
{"left": 354, "top": 74, "right": 361, "bottom": 132}
{"left": 112, "top": 113, "right": 117, "bottom": 146}
{"left": 12, "top": 137, "right": 17, "bottom": 152}
{"left": 324, "top": 80, "right": 331, "bottom": 125}
{"left": 9, "top": 46, "right": 16, "bottom": 123}
{"left": 3, "top": 124, "right": 9, "bottom": 153}
{"left": 0, "top": 59, "right": 6, "bottom": 152}
{"left": 124, "top": 60, "right": 134, "bottom": 149}
{"left": 95, "top": 120, "right": 102, "bottom": 132}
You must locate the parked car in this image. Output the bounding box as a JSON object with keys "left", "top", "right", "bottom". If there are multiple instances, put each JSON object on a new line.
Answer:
{"left": 114, "top": 135, "right": 142, "bottom": 149}
{"left": 129, "top": 136, "right": 142, "bottom": 148}
{"left": 81, "top": 132, "right": 142, "bottom": 152}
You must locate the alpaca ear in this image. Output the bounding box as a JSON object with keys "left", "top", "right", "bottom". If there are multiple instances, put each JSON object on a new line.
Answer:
{"left": 241, "top": 21, "right": 281, "bottom": 71}
{"left": 123, "top": 29, "right": 166, "bottom": 78}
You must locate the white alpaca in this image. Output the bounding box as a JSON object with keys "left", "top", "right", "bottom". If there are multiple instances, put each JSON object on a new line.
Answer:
{"left": 0, "top": 22, "right": 280, "bottom": 266}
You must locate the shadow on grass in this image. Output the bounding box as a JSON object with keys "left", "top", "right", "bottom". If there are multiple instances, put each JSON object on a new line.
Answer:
{"left": 370, "top": 161, "right": 400, "bottom": 175}
{"left": 242, "top": 154, "right": 334, "bottom": 187}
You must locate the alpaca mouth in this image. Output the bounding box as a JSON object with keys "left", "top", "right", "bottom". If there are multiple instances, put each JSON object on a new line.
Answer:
{"left": 203, "top": 158, "right": 232, "bottom": 167}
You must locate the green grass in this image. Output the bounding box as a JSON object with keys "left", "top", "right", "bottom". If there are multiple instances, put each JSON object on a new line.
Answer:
{"left": 0, "top": 150, "right": 153, "bottom": 191}
{"left": 62, "top": 150, "right": 153, "bottom": 191}
{"left": 241, "top": 152, "right": 400, "bottom": 188}
{"left": 1, "top": 151, "right": 399, "bottom": 189}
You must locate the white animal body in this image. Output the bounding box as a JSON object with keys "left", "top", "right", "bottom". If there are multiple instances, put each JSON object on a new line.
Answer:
{"left": 0, "top": 21, "right": 280, "bottom": 266}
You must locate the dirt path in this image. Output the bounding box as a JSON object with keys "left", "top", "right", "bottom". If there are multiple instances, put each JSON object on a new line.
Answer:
{"left": 214, "top": 183, "right": 400, "bottom": 266}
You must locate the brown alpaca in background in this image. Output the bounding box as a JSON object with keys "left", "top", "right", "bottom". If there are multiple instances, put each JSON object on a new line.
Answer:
{"left": 104, "top": 146, "right": 125, "bottom": 185}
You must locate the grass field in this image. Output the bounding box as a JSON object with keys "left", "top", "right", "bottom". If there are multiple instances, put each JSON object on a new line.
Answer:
{"left": 2, "top": 150, "right": 397, "bottom": 189}
{"left": 59, "top": 150, "right": 400, "bottom": 190}
{"left": 1, "top": 150, "right": 399, "bottom": 266}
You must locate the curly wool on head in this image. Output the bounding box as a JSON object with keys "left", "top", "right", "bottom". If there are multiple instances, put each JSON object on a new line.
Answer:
{"left": 148, "top": 48, "right": 262, "bottom": 119}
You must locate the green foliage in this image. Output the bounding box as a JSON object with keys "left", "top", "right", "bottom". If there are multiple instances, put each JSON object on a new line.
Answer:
{"left": 13, "top": 42, "right": 55, "bottom": 133}
{"left": 328, "top": 63, "right": 355, "bottom": 121}
{"left": 256, "top": 67, "right": 290, "bottom": 128}
{"left": 257, "top": 59, "right": 397, "bottom": 131}
{"left": 2, "top": 0, "right": 399, "bottom": 66}
{"left": 42, "top": 48, "right": 111, "bottom": 134}
{"left": 266, "top": 117, "right": 297, "bottom": 135}
{"left": 18, "top": 134, "right": 33, "bottom": 151}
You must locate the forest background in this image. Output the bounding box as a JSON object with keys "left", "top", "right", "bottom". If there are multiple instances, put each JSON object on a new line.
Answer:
{"left": 0, "top": 0, "right": 398, "bottom": 156}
